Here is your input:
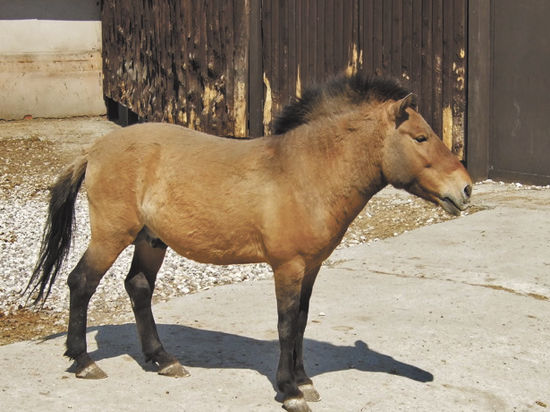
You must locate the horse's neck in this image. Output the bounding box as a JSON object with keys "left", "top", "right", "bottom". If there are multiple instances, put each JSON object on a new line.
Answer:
{"left": 278, "top": 114, "right": 387, "bottom": 223}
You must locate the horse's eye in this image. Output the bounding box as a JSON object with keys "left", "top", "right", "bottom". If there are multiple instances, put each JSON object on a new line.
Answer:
{"left": 414, "top": 135, "right": 428, "bottom": 143}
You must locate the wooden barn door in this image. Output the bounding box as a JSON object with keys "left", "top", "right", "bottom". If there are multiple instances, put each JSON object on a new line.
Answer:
{"left": 486, "top": 1, "right": 550, "bottom": 184}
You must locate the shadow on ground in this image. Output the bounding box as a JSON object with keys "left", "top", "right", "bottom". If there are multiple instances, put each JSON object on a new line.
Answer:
{"left": 45, "top": 323, "right": 433, "bottom": 389}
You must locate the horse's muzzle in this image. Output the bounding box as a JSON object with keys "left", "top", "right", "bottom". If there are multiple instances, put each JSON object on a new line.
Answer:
{"left": 438, "top": 183, "right": 472, "bottom": 215}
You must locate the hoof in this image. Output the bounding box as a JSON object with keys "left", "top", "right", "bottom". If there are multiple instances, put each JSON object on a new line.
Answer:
{"left": 283, "top": 397, "right": 311, "bottom": 412}
{"left": 298, "top": 383, "right": 321, "bottom": 402}
{"left": 75, "top": 362, "right": 108, "bottom": 379}
{"left": 158, "top": 361, "right": 190, "bottom": 378}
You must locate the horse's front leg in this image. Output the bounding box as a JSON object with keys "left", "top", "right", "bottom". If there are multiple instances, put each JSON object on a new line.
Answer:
{"left": 274, "top": 259, "right": 311, "bottom": 412}
{"left": 294, "top": 265, "right": 321, "bottom": 402}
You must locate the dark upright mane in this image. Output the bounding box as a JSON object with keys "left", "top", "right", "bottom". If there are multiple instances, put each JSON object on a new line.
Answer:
{"left": 273, "top": 74, "right": 411, "bottom": 135}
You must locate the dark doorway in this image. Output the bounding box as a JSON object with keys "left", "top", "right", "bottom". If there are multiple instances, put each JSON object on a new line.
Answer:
{"left": 469, "top": 0, "right": 550, "bottom": 185}
{"left": 490, "top": 0, "right": 550, "bottom": 184}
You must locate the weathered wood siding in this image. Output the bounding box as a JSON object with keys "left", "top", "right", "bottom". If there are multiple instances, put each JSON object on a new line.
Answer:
{"left": 102, "top": 0, "right": 249, "bottom": 137}
{"left": 260, "top": 0, "right": 466, "bottom": 158}
{"left": 102, "top": 0, "right": 466, "bottom": 156}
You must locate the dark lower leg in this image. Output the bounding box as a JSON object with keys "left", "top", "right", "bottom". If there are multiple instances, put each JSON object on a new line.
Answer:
{"left": 295, "top": 266, "right": 319, "bottom": 383}
{"left": 65, "top": 256, "right": 107, "bottom": 377}
{"left": 276, "top": 302, "right": 302, "bottom": 400}
{"left": 125, "top": 242, "right": 187, "bottom": 376}
{"left": 273, "top": 260, "right": 309, "bottom": 408}
{"left": 277, "top": 297, "right": 313, "bottom": 412}
{"left": 293, "top": 308, "right": 320, "bottom": 403}
{"left": 293, "top": 308, "right": 311, "bottom": 386}
{"left": 294, "top": 266, "right": 320, "bottom": 402}
{"left": 125, "top": 273, "right": 177, "bottom": 366}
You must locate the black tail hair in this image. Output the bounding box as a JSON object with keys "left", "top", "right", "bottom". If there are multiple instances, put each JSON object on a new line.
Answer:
{"left": 25, "top": 158, "right": 87, "bottom": 304}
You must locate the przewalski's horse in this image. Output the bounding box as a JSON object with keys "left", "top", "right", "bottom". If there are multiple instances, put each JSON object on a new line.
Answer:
{"left": 27, "top": 74, "right": 472, "bottom": 412}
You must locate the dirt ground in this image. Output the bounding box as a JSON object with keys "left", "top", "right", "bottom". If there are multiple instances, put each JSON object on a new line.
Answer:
{"left": 0, "top": 117, "right": 117, "bottom": 199}
{"left": 0, "top": 117, "right": 478, "bottom": 346}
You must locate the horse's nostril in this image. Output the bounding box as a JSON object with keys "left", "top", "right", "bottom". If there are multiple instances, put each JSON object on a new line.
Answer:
{"left": 464, "top": 184, "right": 472, "bottom": 199}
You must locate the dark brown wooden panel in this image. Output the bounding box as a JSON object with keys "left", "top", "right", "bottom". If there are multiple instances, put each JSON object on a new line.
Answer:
{"left": 102, "top": 0, "right": 249, "bottom": 137}
{"left": 466, "top": 0, "right": 491, "bottom": 181}
{"left": 259, "top": 0, "right": 466, "bottom": 156}
{"left": 261, "top": 0, "right": 361, "bottom": 134}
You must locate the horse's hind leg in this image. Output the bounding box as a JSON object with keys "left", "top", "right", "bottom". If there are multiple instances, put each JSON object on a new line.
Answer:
{"left": 125, "top": 238, "right": 189, "bottom": 377}
{"left": 65, "top": 239, "right": 127, "bottom": 379}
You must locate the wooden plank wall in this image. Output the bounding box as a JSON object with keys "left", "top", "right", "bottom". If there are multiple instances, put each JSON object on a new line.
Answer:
{"left": 102, "top": 0, "right": 466, "bottom": 156}
{"left": 261, "top": 0, "right": 467, "bottom": 158}
{"left": 260, "top": 0, "right": 359, "bottom": 134}
{"left": 102, "top": 0, "right": 249, "bottom": 137}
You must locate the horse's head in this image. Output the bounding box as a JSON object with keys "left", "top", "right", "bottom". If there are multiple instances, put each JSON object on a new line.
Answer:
{"left": 381, "top": 94, "right": 473, "bottom": 215}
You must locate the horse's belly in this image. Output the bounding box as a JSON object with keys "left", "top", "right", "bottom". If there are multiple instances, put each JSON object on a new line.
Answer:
{"left": 138, "top": 172, "right": 269, "bottom": 265}
{"left": 151, "top": 222, "right": 266, "bottom": 265}
{"left": 172, "top": 244, "right": 265, "bottom": 265}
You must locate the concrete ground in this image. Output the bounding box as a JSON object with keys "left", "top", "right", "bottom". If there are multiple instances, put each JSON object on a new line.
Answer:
{"left": 0, "top": 183, "right": 549, "bottom": 411}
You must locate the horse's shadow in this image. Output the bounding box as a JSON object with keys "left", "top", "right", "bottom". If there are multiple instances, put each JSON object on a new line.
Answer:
{"left": 50, "top": 323, "right": 433, "bottom": 389}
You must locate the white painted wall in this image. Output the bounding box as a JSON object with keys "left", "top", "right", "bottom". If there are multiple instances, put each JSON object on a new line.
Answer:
{"left": 0, "top": 0, "right": 105, "bottom": 119}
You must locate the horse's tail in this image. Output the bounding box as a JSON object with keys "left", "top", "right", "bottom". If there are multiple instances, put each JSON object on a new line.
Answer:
{"left": 26, "top": 156, "right": 88, "bottom": 304}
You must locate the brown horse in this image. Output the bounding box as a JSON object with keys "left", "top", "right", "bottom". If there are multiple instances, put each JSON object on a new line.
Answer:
{"left": 28, "top": 74, "right": 472, "bottom": 412}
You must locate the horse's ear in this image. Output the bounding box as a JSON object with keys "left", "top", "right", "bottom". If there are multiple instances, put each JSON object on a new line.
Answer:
{"left": 393, "top": 93, "right": 418, "bottom": 129}
{"left": 400, "top": 93, "right": 417, "bottom": 111}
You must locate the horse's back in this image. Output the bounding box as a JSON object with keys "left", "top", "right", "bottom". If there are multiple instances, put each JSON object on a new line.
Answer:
{"left": 89, "top": 122, "right": 227, "bottom": 157}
